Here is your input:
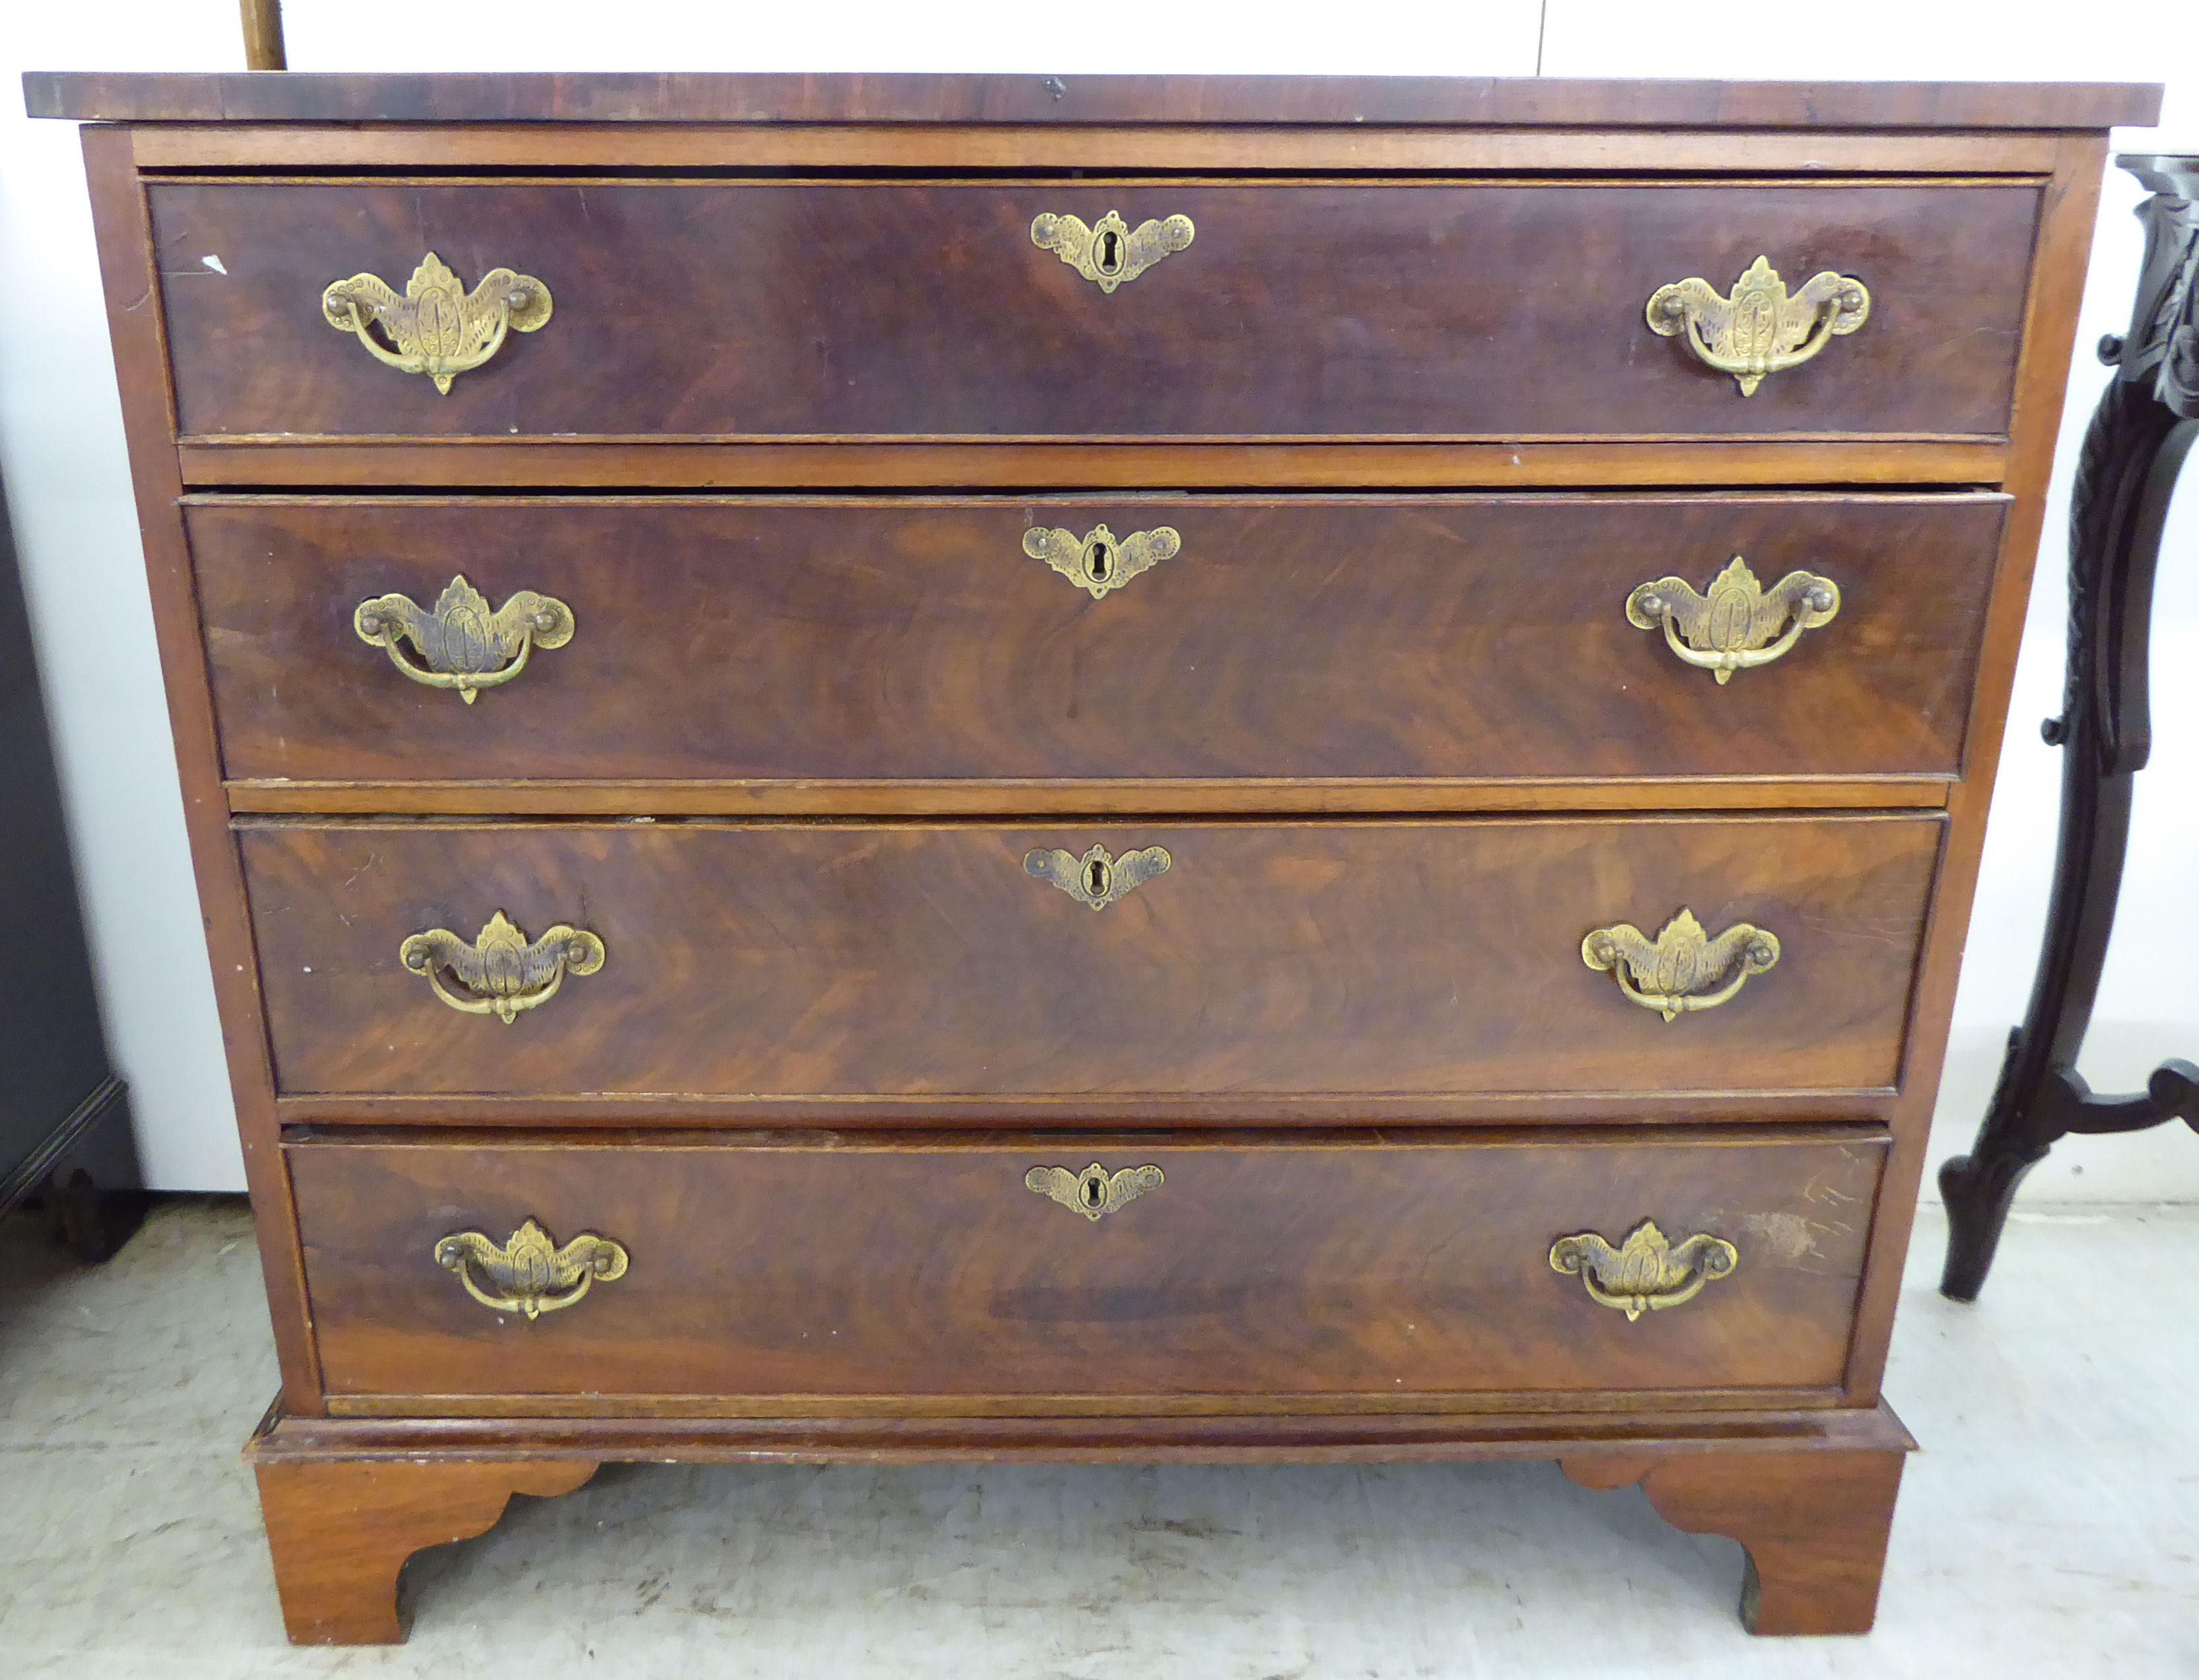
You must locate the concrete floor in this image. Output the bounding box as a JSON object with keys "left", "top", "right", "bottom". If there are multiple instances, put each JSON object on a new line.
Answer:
{"left": 1, "top": 1197, "right": 2194, "bottom": 1677}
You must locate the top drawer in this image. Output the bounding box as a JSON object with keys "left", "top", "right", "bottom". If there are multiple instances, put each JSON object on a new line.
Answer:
{"left": 149, "top": 178, "right": 2038, "bottom": 445}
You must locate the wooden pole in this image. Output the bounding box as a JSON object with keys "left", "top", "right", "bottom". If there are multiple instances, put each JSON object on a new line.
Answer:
{"left": 240, "top": 0, "right": 286, "bottom": 70}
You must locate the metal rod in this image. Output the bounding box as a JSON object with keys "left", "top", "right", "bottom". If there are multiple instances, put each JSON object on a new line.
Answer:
{"left": 240, "top": 0, "right": 287, "bottom": 71}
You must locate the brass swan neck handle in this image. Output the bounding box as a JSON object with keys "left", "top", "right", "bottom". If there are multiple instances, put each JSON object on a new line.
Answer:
{"left": 1550, "top": 1220, "right": 1738, "bottom": 1319}
{"left": 1627, "top": 557, "right": 1839, "bottom": 683}
{"left": 323, "top": 252, "right": 551, "bottom": 393}
{"left": 400, "top": 911, "right": 606, "bottom": 1023}
{"left": 354, "top": 575, "right": 575, "bottom": 702}
{"left": 1582, "top": 908, "right": 1780, "bottom": 1022}
{"left": 435, "top": 1219, "right": 629, "bottom": 1319}
{"left": 1646, "top": 256, "right": 1869, "bottom": 395}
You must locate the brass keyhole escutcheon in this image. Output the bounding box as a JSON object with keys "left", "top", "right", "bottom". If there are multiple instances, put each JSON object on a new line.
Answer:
{"left": 1024, "top": 522, "right": 1179, "bottom": 600}
{"left": 1030, "top": 209, "right": 1195, "bottom": 293}
{"left": 1027, "top": 1162, "right": 1166, "bottom": 1221}
{"left": 1026, "top": 843, "right": 1170, "bottom": 910}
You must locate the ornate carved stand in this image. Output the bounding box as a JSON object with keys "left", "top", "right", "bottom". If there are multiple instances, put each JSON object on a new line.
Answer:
{"left": 1940, "top": 155, "right": 2199, "bottom": 1301}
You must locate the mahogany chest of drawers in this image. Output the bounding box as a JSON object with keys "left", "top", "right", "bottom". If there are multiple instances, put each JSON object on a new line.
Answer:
{"left": 29, "top": 69, "right": 2158, "bottom": 1643}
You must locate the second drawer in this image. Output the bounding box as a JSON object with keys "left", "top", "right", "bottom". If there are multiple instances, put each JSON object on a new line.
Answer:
{"left": 194, "top": 492, "right": 2006, "bottom": 792}
{"left": 242, "top": 814, "right": 1941, "bottom": 1103}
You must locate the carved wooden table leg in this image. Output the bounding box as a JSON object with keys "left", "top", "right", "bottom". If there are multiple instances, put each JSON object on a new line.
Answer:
{"left": 1562, "top": 1445, "right": 1906, "bottom": 1635}
{"left": 1939, "top": 152, "right": 2199, "bottom": 1302}
{"left": 251, "top": 1455, "right": 598, "bottom": 1644}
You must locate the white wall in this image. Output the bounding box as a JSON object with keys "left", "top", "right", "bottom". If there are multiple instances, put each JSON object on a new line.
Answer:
{"left": 0, "top": 1, "right": 2192, "bottom": 1196}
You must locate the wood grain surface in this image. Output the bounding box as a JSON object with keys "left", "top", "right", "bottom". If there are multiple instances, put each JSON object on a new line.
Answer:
{"left": 240, "top": 1391, "right": 1907, "bottom": 1641}
{"left": 125, "top": 124, "right": 2072, "bottom": 178}
{"left": 192, "top": 492, "right": 2006, "bottom": 787}
{"left": 150, "top": 179, "right": 2039, "bottom": 442}
{"left": 26, "top": 73, "right": 2162, "bottom": 129}
{"left": 173, "top": 437, "right": 2015, "bottom": 493}
{"left": 1563, "top": 1444, "right": 1906, "bottom": 1634}
{"left": 253, "top": 1394, "right": 1916, "bottom": 1460}
{"left": 253, "top": 1454, "right": 598, "bottom": 1643}
{"left": 79, "top": 129, "right": 329, "bottom": 1409}
{"left": 285, "top": 1127, "right": 1886, "bottom": 1403}
{"left": 239, "top": 814, "right": 1942, "bottom": 1102}
{"left": 223, "top": 777, "right": 1956, "bottom": 821}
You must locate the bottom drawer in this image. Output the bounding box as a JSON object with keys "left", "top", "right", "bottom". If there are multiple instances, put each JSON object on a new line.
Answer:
{"left": 289, "top": 1128, "right": 1885, "bottom": 1411}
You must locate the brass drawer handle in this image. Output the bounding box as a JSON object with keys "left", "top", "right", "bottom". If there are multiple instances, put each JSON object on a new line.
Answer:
{"left": 1026, "top": 1162, "right": 1165, "bottom": 1220}
{"left": 1646, "top": 256, "right": 1869, "bottom": 395}
{"left": 322, "top": 252, "right": 552, "bottom": 394}
{"left": 1549, "top": 1219, "right": 1738, "bottom": 1320}
{"left": 1627, "top": 557, "right": 1839, "bottom": 683}
{"left": 354, "top": 575, "right": 575, "bottom": 703}
{"left": 1582, "top": 908, "right": 1780, "bottom": 1022}
{"left": 1023, "top": 522, "right": 1180, "bottom": 599}
{"left": 400, "top": 910, "right": 606, "bottom": 1023}
{"left": 435, "top": 1218, "right": 628, "bottom": 1319}
{"left": 1031, "top": 210, "right": 1195, "bottom": 292}
{"left": 1025, "top": 843, "right": 1171, "bottom": 909}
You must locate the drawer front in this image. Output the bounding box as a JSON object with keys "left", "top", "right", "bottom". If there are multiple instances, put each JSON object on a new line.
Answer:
{"left": 153, "top": 179, "right": 2036, "bottom": 442}
{"left": 289, "top": 1128, "right": 1886, "bottom": 1405}
{"left": 197, "top": 493, "right": 2005, "bottom": 787}
{"left": 242, "top": 815, "right": 1939, "bottom": 1102}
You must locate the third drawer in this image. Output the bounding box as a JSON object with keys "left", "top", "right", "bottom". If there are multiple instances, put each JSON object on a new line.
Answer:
{"left": 242, "top": 813, "right": 1941, "bottom": 1106}
{"left": 195, "top": 491, "right": 2007, "bottom": 791}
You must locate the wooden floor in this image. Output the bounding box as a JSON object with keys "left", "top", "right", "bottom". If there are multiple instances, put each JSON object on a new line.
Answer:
{"left": 1, "top": 1195, "right": 2191, "bottom": 1676}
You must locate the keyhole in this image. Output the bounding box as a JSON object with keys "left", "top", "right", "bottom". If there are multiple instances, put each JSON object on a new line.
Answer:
{"left": 1098, "top": 230, "right": 1121, "bottom": 273}
{"left": 1087, "top": 859, "right": 1109, "bottom": 897}
{"left": 1087, "top": 542, "right": 1111, "bottom": 581}
{"left": 1083, "top": 1176, "right": 1103, "bottom": 1207}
